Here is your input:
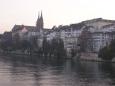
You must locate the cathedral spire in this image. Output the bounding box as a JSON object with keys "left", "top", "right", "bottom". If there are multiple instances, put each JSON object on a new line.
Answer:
{"left": 40, "top": 11, "right": 44, "bottom": 29}
{"left": 41, "top": 11, "right": 43, "bottom": 19}
{"left": 38, "top": 12, "right": 40, "bottom": 19}
{"left": 36, "top": 12, "right": 40, "bottom": 29}
{"left": 36, "top": 11, "right": 44, "bottom": 30}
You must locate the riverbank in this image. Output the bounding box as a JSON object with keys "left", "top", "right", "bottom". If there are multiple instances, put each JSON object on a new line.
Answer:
{"left": 0, "top": 51, "right": 66, "bottom": 61}
{"left": 79, "top": 53, "right": 115, "bottom": 63}
{"left": 1, "top": 51, "right": 115, "bottom": 63}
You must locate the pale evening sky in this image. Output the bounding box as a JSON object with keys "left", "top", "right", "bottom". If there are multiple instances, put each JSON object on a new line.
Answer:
{"left": 0, "top": 0, "right": 115, "bottom": 33}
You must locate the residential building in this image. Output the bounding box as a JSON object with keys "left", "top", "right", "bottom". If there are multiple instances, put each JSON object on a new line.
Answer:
{"left": 46, "top": 18, "right": 115, "bottom": 53}
{"left": 10, "top": 15, "right": 115, "bottom": 54}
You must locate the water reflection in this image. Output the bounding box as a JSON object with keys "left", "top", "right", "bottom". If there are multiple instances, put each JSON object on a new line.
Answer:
{"left": 0, "top": 55, "right": 115, "bottom": 86}
{"left": 98, "top": 62, "right": 115, "bottom": 85}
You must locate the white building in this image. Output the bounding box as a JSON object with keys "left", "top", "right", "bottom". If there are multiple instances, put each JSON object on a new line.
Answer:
{"left": 46, "top": 24, "right": 85, "bottom": 54}
{"left": 46, "top": 18, "right": 115, "bottom": 53}
{"left": 11, "top": 16, "right": 115, "bottom": 53}
{"left": 91, "top": 24, "right": 115, "bottom": 52}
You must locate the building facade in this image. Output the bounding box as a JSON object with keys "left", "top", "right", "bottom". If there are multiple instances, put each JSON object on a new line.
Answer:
{"left": 46, "top": 18, "right": 115, "bottom": 53}
{"left": 11, "top": 15, "right": 115, "bottom": 54}
{"left": 11, "top": 12, "right": 50, "bottom": 48}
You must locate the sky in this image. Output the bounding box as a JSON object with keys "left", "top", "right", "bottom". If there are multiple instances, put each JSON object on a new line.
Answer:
{"left": 0, "top": 0, "right": 115, "bottom": 33}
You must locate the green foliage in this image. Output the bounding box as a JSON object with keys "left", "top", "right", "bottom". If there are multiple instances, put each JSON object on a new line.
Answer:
{"left": 42, "top": 37, "right": 50, "bottom": 56}
{"left": 30, "top": 37, "right": 38, "bottom": 50}
{"left": 42, "top": 38, "right": 66, "bottom": 58}
{"left": 0, "top": 33, "right": 66, "bottom": 57}
{"left": 0, "top": 41, "right": 12, "bottom": 51}
{"left": 71, "top": 48, "right": 76, "bottom": 57}
{"left": 51, "top": 38, "right": 66, "bottom": 57}
{"left": 98, "top": 40, "right": 115, "bottom": 61}
{"left": 78, "top": 26, "right": 92, "bottom": 52}
{"left": 20, "top": 40, "right": 31, "bottom": 51}
{"left": 0, "top": 38, "right": 33, "bottom": 54}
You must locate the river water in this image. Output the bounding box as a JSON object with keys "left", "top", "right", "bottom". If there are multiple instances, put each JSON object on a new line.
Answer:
{"left": 0, "top": 55, "right": 115, "bottom": 86}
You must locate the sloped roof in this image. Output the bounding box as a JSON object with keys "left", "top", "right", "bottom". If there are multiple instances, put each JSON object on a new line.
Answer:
{"left": 82, "top": 18, "right": 115, "bottom": 24}
{"left": 12, "top": 25, "right": 38, "bottom": 32}
{"left": 102, "top": 24, "right": 115, "bottom": 29}
{"left": 12, "top": 25, "right": 51, "bottom": 33}
{"left": 70, "top": 23, "right": 85, "bottom": 30}
{"left": 43, "top": 28, "right": 51, "bottom": 32}
{"left": 12, "top": 25, "right": 23, "bottom": 32}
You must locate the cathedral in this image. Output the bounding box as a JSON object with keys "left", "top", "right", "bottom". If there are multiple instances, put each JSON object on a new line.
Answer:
{"left": 36, "top": 12, "right": 44, "bottom": 30}
{"left": 11, "top": 11, "right": 50, "bottom": 41}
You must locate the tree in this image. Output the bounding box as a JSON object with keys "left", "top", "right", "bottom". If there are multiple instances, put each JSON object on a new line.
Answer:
{"left": 29, "top": 36, "right": 39, "bottom": 53}
{"left": 0, "top": 41, "right": 12, "bottom": 52}
{"left": 98, "top": 40, "right": 115, "bottom": 61}
{"left": 20, "top": 40, "right": 31, "bottom": 52}
{"left": 42, "top": 37, "right": 49, "bottom": 56}
{"left": 79, "top": 26, "right": 93, "bottom": 52}
{"left": 98, "top": 46, "right": 113, "bottom": 61}
{"left": 50, "top": 38, "right": 66, "bottom": 58}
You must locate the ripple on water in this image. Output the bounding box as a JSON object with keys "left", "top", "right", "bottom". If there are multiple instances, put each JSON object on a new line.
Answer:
{"left": 0, "top": 57, "right": 114, "bottom": 86}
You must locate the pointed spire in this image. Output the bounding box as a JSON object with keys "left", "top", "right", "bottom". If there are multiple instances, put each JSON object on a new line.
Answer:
{"left": 40, "top": 11, "right": 43, "bottom": 19}
{"left": 38, "top": 12, "right": 40, "bottom": 19}
{"left": 36, "top": 12, "right": 40, "bottom": 28}
{"left": 36, "top": 11, "right": 44, "bottom": 29}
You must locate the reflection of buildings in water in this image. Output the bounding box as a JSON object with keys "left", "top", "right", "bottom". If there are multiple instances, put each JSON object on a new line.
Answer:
{"left": 8, "top": 58, "right": 44, "bottom": 86}
{"left": 2, "top": 56, "right": 115, "bottom": 86}
{"left": 98, "top": 63, "right": 115, "bottom": 85}
{"left": 9, "top": 61, "right": 34, "bottom": 86}
{"left": 32, "top": 60, "right": 65, "bottom": 86}
{"left": 79, "top": 62, "right": 102, "bottom": 84}
{"left": 64, "top": 60, "right": 72, "bottom": 73}
{"left": 75, "top": 62, "right": 115, "bottom": 86}
{"left": 63, "top": 60, "right": 81, "bottom": 86}
{"left": 8, "top": 58, "right": 65, "bottom": 86}
{"left": 69, "top": 61, "right": 108, "bottom": 85}
{"left": 10, "top": 61, "right": 50, "bottom": 86}
{"left": 32, "top": 66, "right": 42, "bottom": 86}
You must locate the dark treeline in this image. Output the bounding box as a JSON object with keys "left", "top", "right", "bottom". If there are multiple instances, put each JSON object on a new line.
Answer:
{"left": 0, "top": 35, "right": 66, "bottom": 59}
{"left": 42, "top": 38, "right": 66, "bottom": 59}
{"left": 98, "top": 40, "right": 115, "bottom": 61}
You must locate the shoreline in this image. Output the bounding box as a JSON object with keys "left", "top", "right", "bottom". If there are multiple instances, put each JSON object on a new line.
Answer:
{"left": 0, "top": 52, "right": 115, "bottom": 63}
{"left": 78, "top": 53, "right": 115, "bottom": 63}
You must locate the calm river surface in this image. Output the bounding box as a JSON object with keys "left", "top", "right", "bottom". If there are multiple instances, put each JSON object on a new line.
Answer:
{"left": 0, "top": 55, "right": 115, "bottom": 86}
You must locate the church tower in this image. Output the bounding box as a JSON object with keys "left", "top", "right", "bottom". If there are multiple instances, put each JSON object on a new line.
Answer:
{"left": 36, "top": 12, "right": 40, "bottom": 29}
{"left": 36, "top": 11, "right": 44, "bottom": 30}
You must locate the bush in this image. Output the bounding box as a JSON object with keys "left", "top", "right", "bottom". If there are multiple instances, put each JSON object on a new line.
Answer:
{"left": 98, "top": 46, "right": 114, "bottom": 61}
{"left": 98, "top": 40, "right": 115, "bottom": 61}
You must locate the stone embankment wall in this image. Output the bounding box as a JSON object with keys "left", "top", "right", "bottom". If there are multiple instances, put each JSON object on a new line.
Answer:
{"left": 80, "top": 53, "right": 115, "bottom": 62}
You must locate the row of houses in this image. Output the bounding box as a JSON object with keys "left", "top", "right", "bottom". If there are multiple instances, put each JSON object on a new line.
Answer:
{"left": 46, "top": 18, "right": 115, "bottom": 53}
{"left": 1, "top": 14, "right": 115, "bottom": 54}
